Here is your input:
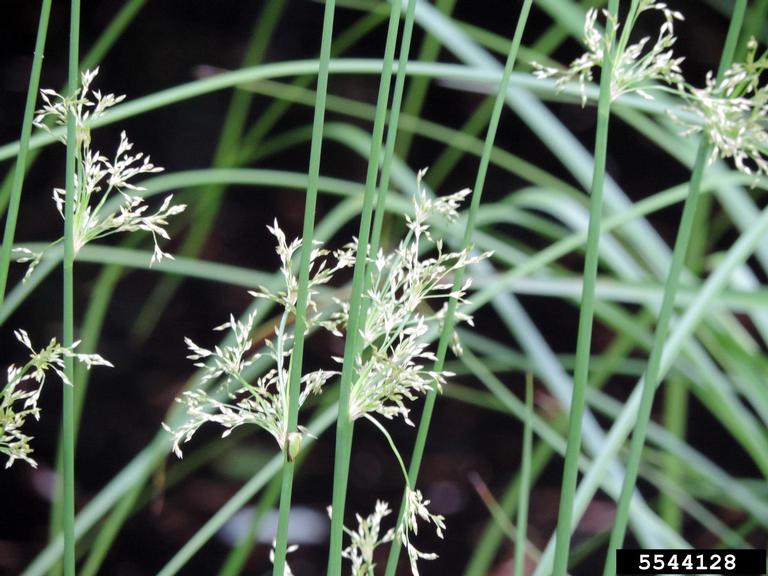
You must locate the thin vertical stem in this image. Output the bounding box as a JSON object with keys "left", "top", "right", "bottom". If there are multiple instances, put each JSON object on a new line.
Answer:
{"left": 62, "top": 0, "right": 81, "bottom": 574}
{"left": 326, "top": 3, "right": 403, "bottom": 574}
{"left": 514, "top": 374, "right": 534, "bottom": 576}
{"left": 385, "top": 2, "right": 534, "bottom": 573}
{"left": 271, "top": 1, "right": 337, "bottom": 573}
{"left": 369, "top": 0, "right": 418, "bottom": 256}
{"left": 0, "top": 0, "right": 52, "bottom": 311}
{"left": 551, "top": 1, "right": 619, "bottom": 573}
{"left": 602, "top": 3, "right": 747, "bottom": 574}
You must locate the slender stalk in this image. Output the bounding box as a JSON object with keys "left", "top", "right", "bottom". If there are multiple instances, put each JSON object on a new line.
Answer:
{"left": 385, "top": 2, "right": 534, "bottom": 573}
{"left": 369, "top": 0, "right": 417, "bottom": 255}
{"left": 271, "top": 1, "right": 337, "bottom": 573}
{"left": 62, "top": 1, "right": 81, "bottom": 574}
{"left": 464, "top": 440, "right": 554, "bottom": 576}
{"left": 602, "top": 3, "right": 747, "bottom": 573}
{"left": 326, "top": 3, "right": 403, "bottom": 574}
{"left": 514, "top": 374, "right": 534, "bottom": 576}
{"left": 550, "top": 1, "right": 619, "bottom": 573}
{"left": 0, "top": 0, "right": 52, "bottom": 310}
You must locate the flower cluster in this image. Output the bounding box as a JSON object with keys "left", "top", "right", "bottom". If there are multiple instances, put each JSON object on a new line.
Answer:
{"left": 337, "top": 489, "right": 445, "bottom": 576}
{"left": 675, "top": 37, "right": 768, "bottom": 182}
{"left": 534, "top": 3, "right": 767, "bottom": 183}
{"left": 339, "top": 500, "right": 395, "bottom": 576}
{"left": 348, "top": 171, "right": 488, "bottom": 424}
{"left": 399, "top": 488, "right": 446, "bottom": 576}
{"left": 534, "top": 1, "right": 685, "bottom": 105}
{"left": 19, "top": 67, "right": 185, "bottom": 278}
{"left": 249, "top": 219, "right": 349, "bottom": 335}
{"left": 1, "top": 330, "right": 111, "bottom": 468}
{"left": 165, "top": 222, "right": 349, "bottom": 458}
{"left": 167, "top": 173, "right": 480, "bottom": 572}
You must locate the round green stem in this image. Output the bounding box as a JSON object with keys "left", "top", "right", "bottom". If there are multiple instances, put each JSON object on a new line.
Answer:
{"left": 551, "top": 1, "right": 619, "bottom": 573}
{"left": 0, "top": 0, "right": 52, "bottom": 311}
{"left": 271, "top": 1, "right": 337, "bottom": 573}
{"left": 601, "top": 2, "right": 748, "bottom": 573}
{"left": 62, "top": 1, "right": 81, "bottom": 574}
{"left": 325, "top": 3, "right": 403, "bottom": 574}
{"left": 385, "top": 2, "right": 534, "bottom": 573}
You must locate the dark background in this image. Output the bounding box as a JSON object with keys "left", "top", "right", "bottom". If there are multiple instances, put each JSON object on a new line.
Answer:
{"left": 0, "top": 1, "right": 741, "bottom": 574}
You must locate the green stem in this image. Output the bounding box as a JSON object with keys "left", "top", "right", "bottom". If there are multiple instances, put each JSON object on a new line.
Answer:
{"left": 271, "top": 1, "right": 337, "bottom": 573}
{"left": 385, "top": 2, "right": 534, "bottom": 573}
{"left": 659, "top": 374, "right": 688, "bottom": 530}
{"left": 363, "top": 414, "right": 410, "bottom": 486}
{"left": 601, "top": 3, "right": 747, "bottom": 573}
{"left": 514, "top": 374, "right": 534, "bottom": 576}
{"left": 369, "top": 0, "right": 417, "bottom": 256}
{"left": 0, "top": 0, "right": 52, "bottom": 310}
{"left": 326, "top": 3, "right": 403, "bottom": 574}
{"left": 551, "top": 1, "right": 619, "bottom": 573}
{"left": 62, "top": 0, "right": 81, "bottom": 574}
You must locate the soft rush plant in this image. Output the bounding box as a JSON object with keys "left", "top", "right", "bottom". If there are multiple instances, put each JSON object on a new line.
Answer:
{"left": 549, "top": 1, "right": 620, "bottom": 573}
{"left": 336, "top": 173, "right": 483, "bottom": 575}
{"left": 603, "top": 2, "right": 753, "bottom": 574}
{"left": 6, "top": 1, "right": 768, "bottom": 574}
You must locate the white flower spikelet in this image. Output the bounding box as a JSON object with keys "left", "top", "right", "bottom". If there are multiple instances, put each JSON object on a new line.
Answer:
{"left": 249, "top": 219, "right": 351, "bottom": 335}
{"left": 399, "top": 488, "right": 446, "bottom": 576}
{"left": 1, "top": 330, "right": 112, "bottom": 468}
{"left": 534, "top": 1, "right": 685, "bottom": 105}
{"left": 674, "top": 37, "right": 768, "bottom": 183}
{"left": 348, "top": 170, "right": 489, "bottom": 424}
{"left": 337, "top": 500, "right": 395, "bottom": 576}
{"left": 23, "top": 67, "right": 186, "bottom": 279}
{"left": 336, "top": 491, "right": 444, "bottom": 576}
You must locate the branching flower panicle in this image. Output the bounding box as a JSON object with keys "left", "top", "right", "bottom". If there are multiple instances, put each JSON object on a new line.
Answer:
{"left": 336, "top": 490, "right": 444, "bottom": 576}
{"left": 1, "top": 330, "right": 111, "bottom": 468}
{"left": 249, "top": 219, "right": 351, "bottom": 335}
{"left": 348, "top": 170, "right": 489, "bottom": 424}
{"left": 674, "top": 37, "right": 768, "bottom": 182}
{"left": 399, "top": 488, "right": 446, "bottom": 576}
{"left": 165, "top": 221, "right": 349, "bottom": 458}
{"left": 20, "top": 67, "right": 186, "bottom": 278}
{"left": 534, "top": 1, "right": 684, "bottom": 105}
{"left": 337, "top": 500, "right": 395, "bottom": 576}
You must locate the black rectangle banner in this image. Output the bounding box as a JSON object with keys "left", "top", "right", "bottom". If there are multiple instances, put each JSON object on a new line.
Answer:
{"left": 616, "top": 549, "right": 766, "bottom": 574}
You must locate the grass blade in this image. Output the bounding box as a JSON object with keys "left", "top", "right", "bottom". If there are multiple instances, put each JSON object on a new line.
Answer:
{"left": 272, "top": 1, "right": 338, "bottom": 572}
{"left": 385, "top": 2, "right": 534, "bottom": 572}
